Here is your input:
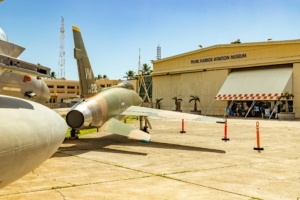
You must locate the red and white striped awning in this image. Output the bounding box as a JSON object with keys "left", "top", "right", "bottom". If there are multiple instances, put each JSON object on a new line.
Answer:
{"left": 215, "top": 67, "right": 292, "bottom": 101}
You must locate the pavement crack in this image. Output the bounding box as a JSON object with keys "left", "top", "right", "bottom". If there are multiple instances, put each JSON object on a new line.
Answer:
{"left": 55, "top": 189, "right": 68, "bottom": 200}
{"left": 31, "top": 167, "right": 75, "bottom": 189}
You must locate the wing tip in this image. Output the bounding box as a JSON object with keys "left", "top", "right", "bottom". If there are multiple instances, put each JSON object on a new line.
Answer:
{"left": 141, "top": 138, "right": 151, "bottom": 143}
{"left": 72, "top": 25, "right": 80, "bottom": 32}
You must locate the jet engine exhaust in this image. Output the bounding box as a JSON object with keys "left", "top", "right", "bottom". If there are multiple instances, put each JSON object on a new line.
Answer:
{"left": 66, "top": 105, "right": 93, "bottom": 129}
{"left": 66, "top": 110, "right": 84, "bottom": 128}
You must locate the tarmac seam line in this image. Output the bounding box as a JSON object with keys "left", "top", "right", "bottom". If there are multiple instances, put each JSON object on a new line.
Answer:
{"left": 0, "top": 175, "right": 153, "bottom": 197}
{"left": 157, "top": 174, "right": 261, "bottom": 200}
{"left": 32, "top": 169, "right": 75, "bottom": 188}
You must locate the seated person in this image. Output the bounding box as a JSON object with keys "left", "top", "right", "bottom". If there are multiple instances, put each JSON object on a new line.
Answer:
{"left": 264, "top": 108, "right": 270, "bottom": 118}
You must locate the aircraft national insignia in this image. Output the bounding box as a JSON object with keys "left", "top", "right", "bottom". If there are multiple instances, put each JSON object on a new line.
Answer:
{"left": 121, "top": 101, "right": 125, "bottom": 108}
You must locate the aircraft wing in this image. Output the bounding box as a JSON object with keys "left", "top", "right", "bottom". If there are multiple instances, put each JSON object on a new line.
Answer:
{"left": 121, "top": 106, "right": 224, "bottom": 123}
{"left": 100, "top": 118, "right": 151, "bottom": 142}
{"left": 0, "top": 54, "right": 50, "bottom": 77}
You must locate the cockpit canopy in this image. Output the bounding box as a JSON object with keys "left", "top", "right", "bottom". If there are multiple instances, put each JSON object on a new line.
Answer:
{"left": 0, "top": 28, "right": 8, "bottom": 41}
{"left": 117, "top": 81, "right": 134, "bottom": 90}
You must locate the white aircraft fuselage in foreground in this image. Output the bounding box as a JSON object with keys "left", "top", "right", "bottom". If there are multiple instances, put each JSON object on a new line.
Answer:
{"left": 0, "top": 95, "right": 68, "bottom": 189}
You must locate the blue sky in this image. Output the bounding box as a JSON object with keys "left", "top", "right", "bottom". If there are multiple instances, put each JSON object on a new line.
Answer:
{"left": 1, "top": 0, "right": 300, "bottom": 80}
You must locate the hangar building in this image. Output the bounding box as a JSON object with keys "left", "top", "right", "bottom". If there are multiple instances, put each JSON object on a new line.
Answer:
{"left": 151, "top": 39, "right": 300, "bottom": 119}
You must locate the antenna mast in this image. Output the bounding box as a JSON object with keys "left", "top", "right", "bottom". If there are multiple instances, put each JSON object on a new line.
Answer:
{"left": 138, "top": 48, "right": 141, "bottom": 75}
{"left": 58, "top": 16, "right": 65, "bottom": 79}
{"left": 137, "top": 48, "right": 141, "bottom": 93}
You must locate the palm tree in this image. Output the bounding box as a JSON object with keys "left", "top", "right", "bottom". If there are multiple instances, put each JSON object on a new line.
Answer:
{"left": 172, "top": 96, "right": 182, "bottom": 111}
{"left": 189, "top": 95, "right": 200, "bottom": 111}
{"left": 50, "top": 71, "right": 56, "bottom": 79}
{"left": 124, "top": 70, "right": 136, "bottom": 80}
{"left": 141, "top": 64, "right": 152, "bottom": 75}
{"left": 155, "top": 98, "right": 163, "bottom": 109}
{"left": 103, "top": 75, "right": 108, "bottom": 79}
{"left": 278, "top": 91, "right": 294, "bottom": 112}
{"left": 95, "top": 74, "right": 102, "bottom": 80}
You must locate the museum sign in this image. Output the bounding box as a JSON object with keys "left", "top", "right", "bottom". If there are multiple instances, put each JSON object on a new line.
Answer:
{"left": 191, "top": 53, "right": 247, "bottom": 64}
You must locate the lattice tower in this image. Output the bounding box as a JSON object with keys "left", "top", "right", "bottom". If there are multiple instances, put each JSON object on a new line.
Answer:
{"left": 58, "top": 16, "right": 65, "bottom": 79}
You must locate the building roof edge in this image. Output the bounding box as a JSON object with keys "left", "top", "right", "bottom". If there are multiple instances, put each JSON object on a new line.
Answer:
{"left": 152, "top": 39, "right": 300, "bottom": 64}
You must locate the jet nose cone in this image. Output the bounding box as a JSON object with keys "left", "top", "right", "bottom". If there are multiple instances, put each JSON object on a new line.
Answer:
{"left": 66, "top": 110, "right": 84, "bottom": 129}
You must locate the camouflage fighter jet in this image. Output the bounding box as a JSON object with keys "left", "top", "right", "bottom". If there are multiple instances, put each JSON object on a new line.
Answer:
{"left": 65, "top": 26, "right": 223, "bottom": 142}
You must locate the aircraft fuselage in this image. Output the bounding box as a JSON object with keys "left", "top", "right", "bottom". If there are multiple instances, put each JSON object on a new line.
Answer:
{"left": 0, "top": 69, "right": 50, "bottom": 103}
{"left": 66, "top": 87, "right": 142, "bottom": 129}
{"left": 0, "top": 95, "right": 68, "bottom": 189}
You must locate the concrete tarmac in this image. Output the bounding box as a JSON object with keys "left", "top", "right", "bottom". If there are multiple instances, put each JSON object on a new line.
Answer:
{"left": 0, "top": 118, "right": 299, "bottom": 200}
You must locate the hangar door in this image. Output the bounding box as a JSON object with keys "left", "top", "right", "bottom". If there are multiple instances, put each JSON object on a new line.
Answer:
{"left": 215, "top": 67, "right": 292, "bottom": 101}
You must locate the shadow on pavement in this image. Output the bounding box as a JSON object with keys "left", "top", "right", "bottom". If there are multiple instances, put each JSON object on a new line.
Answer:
{"left": 54, "top": 134, "right": 226, "bottom": 158}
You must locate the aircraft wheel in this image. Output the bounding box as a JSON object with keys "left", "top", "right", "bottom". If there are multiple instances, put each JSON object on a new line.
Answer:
{"left": 70, "top": 128, "right": 79, "bottom": 139}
